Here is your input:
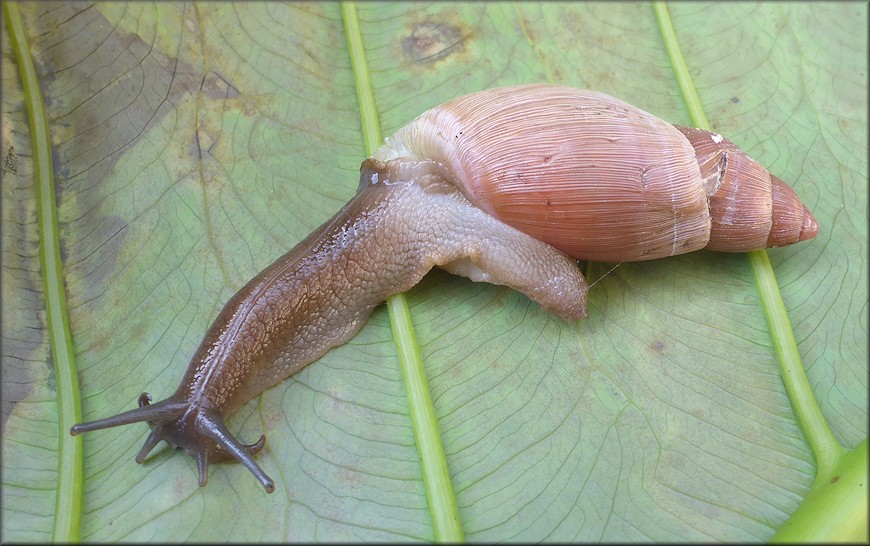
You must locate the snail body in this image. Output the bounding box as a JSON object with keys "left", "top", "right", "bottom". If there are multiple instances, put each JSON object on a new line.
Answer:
{"left": 70, "top": 85, "right": 818, "bottom": 493}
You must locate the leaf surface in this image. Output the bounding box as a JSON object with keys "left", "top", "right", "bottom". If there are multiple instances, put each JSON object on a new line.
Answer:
{"left": 1, "top": 1, "right": 866, "bottom": 542}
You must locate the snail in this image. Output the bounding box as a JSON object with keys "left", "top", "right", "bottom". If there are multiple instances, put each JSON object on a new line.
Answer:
{"left": 70, "top": 84, "right": 818, "bottom": 493}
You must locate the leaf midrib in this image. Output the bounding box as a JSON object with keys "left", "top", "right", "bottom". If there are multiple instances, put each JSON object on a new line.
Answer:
{"left": 341, "top": 2, "right": 465, "bottom": 542}
{"left": 4, "top": 1, "right": 83, "bottom": 542}
{"left": 652, "top": 1, "right": 844, "bottom": 476}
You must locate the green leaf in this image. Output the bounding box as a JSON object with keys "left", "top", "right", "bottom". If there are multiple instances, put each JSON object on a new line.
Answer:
{"left": 1, "top": 1, "right": 866, "bottom": 542}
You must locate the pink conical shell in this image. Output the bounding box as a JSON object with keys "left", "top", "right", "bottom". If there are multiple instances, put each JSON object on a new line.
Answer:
{"left": 372, "top": 84, "right": 818, "bottom": 261}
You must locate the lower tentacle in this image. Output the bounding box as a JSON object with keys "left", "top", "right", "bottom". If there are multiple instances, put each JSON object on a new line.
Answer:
{"left": 195, "top": 411, "right": 274, "bottom": 493}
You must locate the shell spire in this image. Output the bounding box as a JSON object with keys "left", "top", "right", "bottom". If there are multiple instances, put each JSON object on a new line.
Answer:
{"left": 675, "top": 125, "right": 818, "bottom": 251}
{"left": 769, "top": 174, "right": 819, "bottom": 246}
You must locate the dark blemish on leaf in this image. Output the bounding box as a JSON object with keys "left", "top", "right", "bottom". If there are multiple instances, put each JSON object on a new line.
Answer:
{"left": 129, "top": 317, "right": 150, "bottom": 345}
{"left": 1, "top": 140, "right": 53, "bottom": 424}
{"left": 22, "top": 2, "right": 202, "bottom": 331}
{"left": 195, "top": 129, "right": 203, "bottom": 160}
{"left": 52, "top": 147, "right": 68, "bottom": 209}
{"left": 403, "top": 20, "right": 469, "bottom": 66}
{"left": 519, "top": 16, "right": 536, "bottom": 43}
{"left": 830, "top": 475, "right": 840, "bottom": 484}
{"left": 2, "top": 146, "right": 17, "bottom": 176}
{"left": 64, "top": 216, "right": 129, "bottom": 302}
{"left": 39, "top": 2, "right": 201, "bottom": 196}
{"left": 202, "top": 71, "right": 241, "bottom": 101}
{"left": 651, "top": 340, "right": 665, "bottom": 353}
{"left": 730, "top": 96, "right": 740, "bottom": 104}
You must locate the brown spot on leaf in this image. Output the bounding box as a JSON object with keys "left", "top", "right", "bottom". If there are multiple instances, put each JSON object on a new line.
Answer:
{"left": 403, "top": 20, "right": 469, "bottom": 66}
{"left": 1, "top": 131, "right": 48, "bottom": 426}
{"left": 518, "top": 15, "right": 538, "bottom": 44}
{"left": 32, "top": 5, "right": 202, "bottom": 180}
{"left": 64, "top": 215, "right": 129, "bottom": 302}
{"left": 3, "top": 146, "right": 17, "bottom": 176}
{"left": 202, "top": 71, "right": 241, "bottom": 101}
{"left": 25, "top": 2, "right": 203, "bottom": 309}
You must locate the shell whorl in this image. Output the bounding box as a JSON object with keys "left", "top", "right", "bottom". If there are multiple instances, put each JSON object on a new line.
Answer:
{"left": 372, "top": 84, "right": 817, "bottom": 261}
{"left": 675, "top": 125, "right": 818, "bottom": 249}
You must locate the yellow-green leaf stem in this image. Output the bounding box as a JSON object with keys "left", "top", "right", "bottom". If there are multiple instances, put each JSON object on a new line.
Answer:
{"left": 652, "top": 2, "right": 710, "bottom": 131}
{"left": 770, "top": 439, "right": 868, "bottom": 543}
{"left": 748, "top": 251, "right": 844, "bottom": 478}
{"left": 341, "top": 2, "right": 465, "bottom": 542}
{"left": 654, "top": 1, "right": 865, "bottom": 541}
{"left": 3, "top": 2, "right": 83, "bottom": 542}
{"left": 386, "top": 298, "right": 466, "bottom": 543}
{"left": 341, "top": 1, "right": 382, "bottom": 156}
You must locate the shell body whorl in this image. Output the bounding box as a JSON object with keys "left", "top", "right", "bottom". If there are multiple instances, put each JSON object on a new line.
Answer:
{"left": 372, "top": 84, "right": 817, "bottom": 262}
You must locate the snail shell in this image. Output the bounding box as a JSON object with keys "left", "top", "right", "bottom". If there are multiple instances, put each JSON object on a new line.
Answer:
{"left": 70, "top": 84, "right": 818, "bottom": 492}
{"left": 371, "top": 85, "right": 817, "bottom": 261}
